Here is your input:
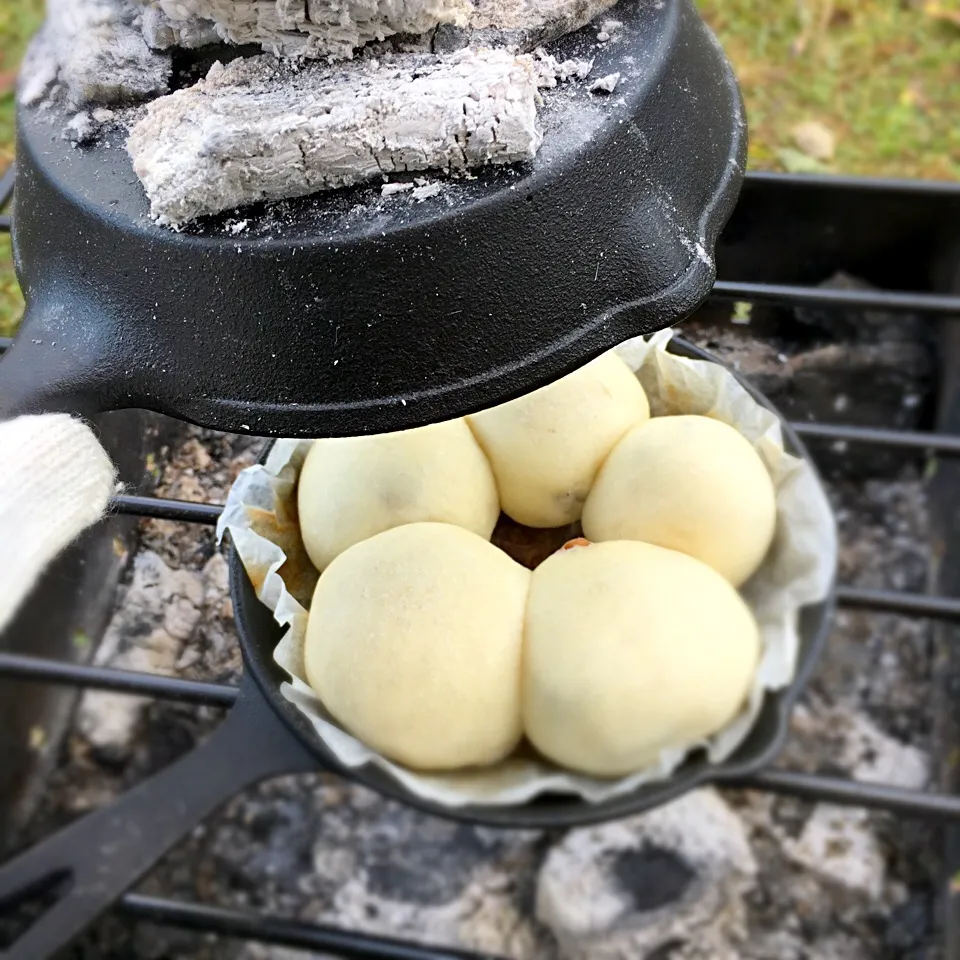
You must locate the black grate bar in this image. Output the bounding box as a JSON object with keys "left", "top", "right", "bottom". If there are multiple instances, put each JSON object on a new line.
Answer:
{"left": 117, "top": 893, "right": 506, "bottom": 960}
{"left": 712, "top": 279, "right": 960, "bottom": 315}
{"left": 104, "top": 416, "right": 960, "bottom": 530}
{"left": 0, "top": 337, "right": 11, "bottom": 354}
{"left": 2, "top": 590, "right": 955, "bottom": 710}
{"left": 737, "top": 769, "right": 960, "bottom": 821}
{"left": 836, "top": 586, "right": 960, "bottom": 621}
{"left": 793, "top": 422, "right": 960, "bottom": 455}
{"left": 112, "top": 494, "right": 224, "bottom": 526}
{"left": 0, "top": 653, "right": 238, "bottom": 706}
{"left": 3, "top": 654, "right": 958, "bottom": 821}
{"left": 0, "top": 215, "right": 10, "bottom": 234}
{"left": 104, "top": 501, "right": 960, "bottom": 623}
{"left": 104, "top": 497, "right": 960, "bottom": 622}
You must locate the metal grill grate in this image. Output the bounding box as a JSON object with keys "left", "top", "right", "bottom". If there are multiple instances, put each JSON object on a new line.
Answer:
{"left": 3, "top": 162, "right": 960, "bottom": 957}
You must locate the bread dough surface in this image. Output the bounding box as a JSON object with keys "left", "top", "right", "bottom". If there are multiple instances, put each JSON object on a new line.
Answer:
{"left": 582, "top": 415, "right": 777, "bottom": 586}
{"left": 467, "top": 352, "right": 649, "bottom": 528}
{"left": 305, "top": 522, "right": 530, "bottom": 770}
{"left": 523, "top": 539, "right": 760, "bottom": 777}
{"left": 298, "top": 417, "right": 499, "bottom": 571}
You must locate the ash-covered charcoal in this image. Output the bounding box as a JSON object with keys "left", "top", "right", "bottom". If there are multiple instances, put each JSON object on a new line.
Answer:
{"left": 133, "top": 0, "right": 472, "bottom": 60}
{"left": 21, "top": 0, "right": 617, "bottom": 225}
{"left": 434, "top": 0, "right": 620, "bottom": 53}
{"left": 19, "top": 0, "right": 171, "bottom": 107}
{"left": 140, "top": 5, "right": 221, "bottom": 51}
{"left": 135, "top": 0, "right": 619, "bottom": 60}
{"left": 537, "top": 789, "right": 758, "bottom": 960}
{"left": 127, "top": 48, "right": 544, "bottom": 227}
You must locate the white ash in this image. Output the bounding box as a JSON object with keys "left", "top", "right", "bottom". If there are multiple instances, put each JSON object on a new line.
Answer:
{"left": 470, "top": 0, "right": 617, "bottom": 35}
{"left": 135, "top": 0, "right": 618, "bottom": 60}
{"left": 411, "top": 181, "right": 443, "bottom": 200}
{"left": 139, "top": 4, "right": 221, "bottom": 50}
{"left": 64, "top": 111, "right": 99, "bottom": 144}
{"left": 595, "top": 17, "right": 622, "bottom": 42}
{"left": 537, "top": 789, "right": 757, "bottom": 960}
{"left": 127, "top": 48, "right": 543, "bottom": 226}
{"left": 77, "top": 551, "right": 205, "bottom": 758}
{"left": 833, "top": 706, "right": 929, "bottom": 790}
{"left": 381, "top": 181, "right": 416, "bottom": 196}
{"left": 588, "top": 71, "right": 619, "bottom": 93}
{"left": 771, "top": 705, "right": 929, "bottom": 900}
{"left": 133, "top": 0, "right": 471, "bottom": 60}
{"left": 20, "top": 0, "right": 171, "bottom": 107}
{"left": 782, "top": 806, "right": 887, "bottom": 899}
{"left": 533, "top": 48, "right": 593, "bottom": 87}
{"left": 434, "top": 0, "right": 620, "bottom": 53}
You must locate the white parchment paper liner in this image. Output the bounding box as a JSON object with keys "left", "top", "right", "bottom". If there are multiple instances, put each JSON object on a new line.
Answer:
{"left": 217, "top": 329, "right": 837, "bottom": 806}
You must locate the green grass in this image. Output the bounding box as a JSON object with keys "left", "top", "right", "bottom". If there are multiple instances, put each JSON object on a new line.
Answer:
{"left": 698, "top": 0, "right": 960, "bottom": 180}
{"left": 1, "top": 0, "right": 43, "bottom": 337}
{"left": 0, "top": 0, "right": 958, "bottom": 335}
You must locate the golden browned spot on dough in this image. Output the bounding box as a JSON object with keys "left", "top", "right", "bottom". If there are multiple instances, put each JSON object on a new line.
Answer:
{"left": 560, "top": 537, "right": 592, "bottom": 551}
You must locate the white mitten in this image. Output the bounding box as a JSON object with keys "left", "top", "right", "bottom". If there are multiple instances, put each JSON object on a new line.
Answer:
{"left": 0, "top": 414, "right": 116, "bottom": 633}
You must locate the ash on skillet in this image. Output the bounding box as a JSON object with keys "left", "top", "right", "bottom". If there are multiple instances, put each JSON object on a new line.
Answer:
{"left": 11, "top": 313, "right": 944, "bottom": 960}
{"left": 19, "top": 0, "right": 623, "bottom": 229}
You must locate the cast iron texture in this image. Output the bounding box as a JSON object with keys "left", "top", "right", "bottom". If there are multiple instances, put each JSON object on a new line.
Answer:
{"left": 0, "top": 0, "right": 745, "bottom": 437}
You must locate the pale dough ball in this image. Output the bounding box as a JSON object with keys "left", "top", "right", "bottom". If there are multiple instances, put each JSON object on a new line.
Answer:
{"left": 466, "top": 351, "right": 649, "bottom": 528}
{"left": 582, "top": 415, "right": 777, "bottom": 586}
{"left": 297, "top": 418, "right": 499, "bottom": 571}
{"left": 523, "top": 540, "right": 760, "bottom": 777}
{"left": 304, "top": 522, "right": 530, "bottom": 771}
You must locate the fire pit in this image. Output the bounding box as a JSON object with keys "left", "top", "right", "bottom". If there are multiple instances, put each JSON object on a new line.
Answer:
{"left": 3, "top": 0, "right": 960, "bottom": 956}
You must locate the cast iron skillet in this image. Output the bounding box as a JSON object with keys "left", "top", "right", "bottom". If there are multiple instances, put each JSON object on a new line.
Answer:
{"left": 0, "top": 0, "right": 745, "bottom": 437}
{"left": 0, "top": 340, "right": 835, "bottom": 959}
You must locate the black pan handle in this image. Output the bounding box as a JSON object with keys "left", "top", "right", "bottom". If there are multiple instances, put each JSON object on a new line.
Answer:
{"left": 0, "top": 300, "right": 121, "bottom": 422}
{"left": 0, "top": 675, "right": 317, "bottom": 959}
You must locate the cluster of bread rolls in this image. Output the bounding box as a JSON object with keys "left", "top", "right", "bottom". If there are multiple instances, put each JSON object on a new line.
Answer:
{"left": 297, "top": 351, "right": 777, "bottom": 777}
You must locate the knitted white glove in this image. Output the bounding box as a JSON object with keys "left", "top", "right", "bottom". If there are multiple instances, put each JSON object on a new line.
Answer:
{"left": 0, "top": 414, "right": 116, "bottom": 633}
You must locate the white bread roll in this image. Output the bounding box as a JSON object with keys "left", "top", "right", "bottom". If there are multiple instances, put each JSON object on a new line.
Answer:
{"left": 305, "top": 522, "right": 530, "bottom": 771}
{"left": 582, "top": 415, "right": 777, "bottom": 586}
{"left": 523, "top": 540, "right": 760, "bottom": 777}
{"left": 298, "top": 418, "right": 499, "bottom": 571}
{"left": 466, "top": 352, "right": 649, "bottom": 528}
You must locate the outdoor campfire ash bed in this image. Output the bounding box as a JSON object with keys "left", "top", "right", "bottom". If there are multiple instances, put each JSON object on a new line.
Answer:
{"left": 0, "top": 337, "right": 834, "bottom": 960}
{"left": 0, "top": 1, "right": 838, "bottom": 958}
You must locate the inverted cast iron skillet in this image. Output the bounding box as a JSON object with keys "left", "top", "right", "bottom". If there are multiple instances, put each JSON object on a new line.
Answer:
{"left": 0, "top": 340, "right": 835, "bottom": 959}
{"left": 0, "top": 0, "right": 745, "bottom": 437}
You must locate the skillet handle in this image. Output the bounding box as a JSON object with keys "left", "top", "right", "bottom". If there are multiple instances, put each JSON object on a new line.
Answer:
{"left": 0, "top": 300, "right": 120, "bottom": 421}
{"left": 0, "top": 675, "right": 317, "bottom": 960}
